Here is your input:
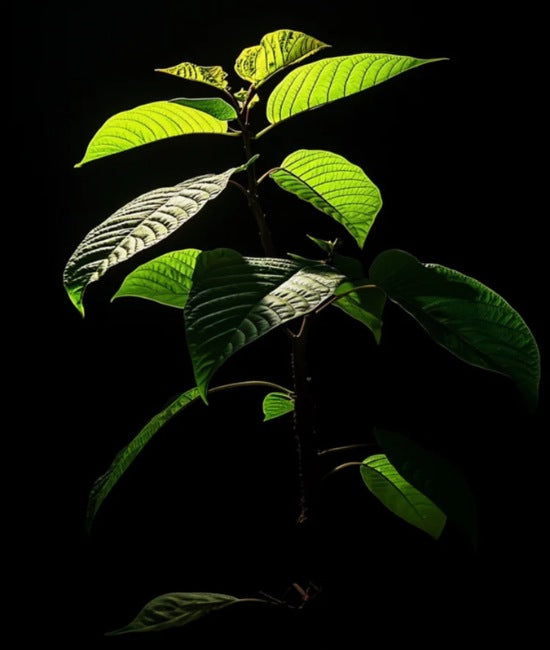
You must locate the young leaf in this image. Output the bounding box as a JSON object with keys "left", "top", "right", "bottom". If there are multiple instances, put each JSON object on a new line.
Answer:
{"left": 369, "top": 249, "right": 541, "bottom": 410}
{"left": 184, "top": 249, "right": 345, "bottom": 401}
{"left": 235, "top": 29, "right": 329, "bottom": 87}
{"left": 113, "top": 249, "right": 201, "bottom": 308}
{"left": 75, "top": 101, "right": 230, "bottom": 167}
{"left": 107, "top": 592, "right": 250, "bottom": 635}
{"left": 360, "top": 454, "right": 446, "bottom": 539}
{"left": 265, "top": 53, "right": 445, "bottom": 127}
{"left": 263, "top": 392, "right": 295, "bottom": 421}
{"left": 170, "top": 97, "right": 238, "bottom": 121}
{"left": 87, "top": 388, "right": 201, "bottom": 530}
{"left": 375, "top": 429, "right": 477, "bottom": 547}
{"left": 271, "top": 149, "right": 382, "bottom": 248}
{"left": 155, "top": 62, "right": 229, "bottom": 89}
{"left": 333, "top": 281, "right": 385, "bottom": 344}
{"left": 64, "top": 166, "right": 243, "bottom": 316}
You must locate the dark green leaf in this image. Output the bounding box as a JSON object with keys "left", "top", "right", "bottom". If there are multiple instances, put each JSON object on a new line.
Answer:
{"left": 263, "top": 392, "right": 295, "bottom": 421}
{"left": 185, "top": 249, "right": 345, "bottom": 400}
{"left": 375, "top": 429, "right": 477, "bottom": 547}
{"left": 170, "top": 97, "right": 238, "bottom": 121}
{"left": 107, "top": 592, "right": 247, "bottom": 635}
{"left": 370, "top": 249, "right": 540, "bottom": 410}
{"left": 361, "top": 454, "right": 446, "bottom": 539}
{"left": 333, "top": 281, "right": 385, "bottom": 343}
{"left": 271, "top": 149, "right": 382, "bottom": 247}
{"left": 86, "top": 388, "right": 201, "bottom": 530}
{"left": 113, "top": 249, "right": 201, "bottom": 308}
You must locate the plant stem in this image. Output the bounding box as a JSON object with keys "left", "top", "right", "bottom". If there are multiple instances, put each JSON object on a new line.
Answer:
{"left": 209, "top": 380, "right": 293, "bottom": 396}
{"left": 241, "top": 125, "right": 277, "bottom": 256}
{"left": 291, "top": 316, "right": 317, "bottom": 525}
{"left": 318, "top": 443, "right": 374, "bottom": 456}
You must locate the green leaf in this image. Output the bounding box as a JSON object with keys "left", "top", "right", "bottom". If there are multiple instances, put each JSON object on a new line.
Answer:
{"left": 113, "top": 249, "right": 201, "bottom": 309}
{"left": 263, "top": 392, "right": 295, "bottom": 421}
{"left": 75, "top": 101, "right": 229, "bottom": 167}
{"left": 234, "top": 88, "right": 260, "bottom": 110}
{"left": 155, "top": 62, "right": 229, "bottom": 89}
{"left": 333, "top": 281, "right": 385, "bottom": 344}
{"left": 170, "top": 97, "right": 237, "bottom": 121}
{"left": 266, "top": 53, "right": 445, "bottom": 126}
{"left": 375, "top": 429, "right": 477, "bottom": 547}
{"left": 235, "top": 29, "right": 329, "bottom": 87}
{"left": 307, "top": 236, "right": 365, "bottom": 279}
{"left": 185, "top": 249, "right": 345, "bottom": 401}
{"left": 64, "top": 167, "right": 238, "bottom": 316}
{"left": 87, "top": 388, "right": 201, "bottom": 530}
{"left": 370, "top": 249, "right": 540, "bottom": 410}
{"left": 360, "top": 454, "right": 446, "bottom": 539}
{"left": 107, "top": 592, "right": 246, "bottom": 635}
{"left": 271, "top": 150, "right": 382, "bottom": 248}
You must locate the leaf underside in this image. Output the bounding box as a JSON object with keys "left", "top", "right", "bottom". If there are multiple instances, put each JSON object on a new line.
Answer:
{"left": 271, "top": 149, "right": 382, "bottom": 248}
{"left": 107, "top": 592, "right": 241, "bottom": 635}
{"left": 235, "top": 28, "right": 329, "bottom": 86}
{"left": 170, "top": 97, "right": 238, "bottom": 121}
{"left": 361, "top": 454, "right": 446, "bottom": 539}
{"left": 64, "top": 167, "right": 237, "bottom": 316}
{"left": 75, "top": 101, "right": 229, "bottom": 167}
{"left": 262, "top": 392, "right": 295, "bottom": 421}
{"left": 155, "top": 62, "right": 229, "bottom": 89}
{"left": 375, "top": 429, "right": 477, "bottom": 547}
{"left": 86, "top": 388, "right": 201, "bottom": 530}
{"left": 113, "top": 249, "right": 201, "bottom": 308}
{"left": 370, "top": 249, "right": 540, "bottom": 410}
{"left": 266, "top": 53, "right": 445, "bottom": 125}
{"left": 184, "top": 249, "right": 345, "bottom": 400}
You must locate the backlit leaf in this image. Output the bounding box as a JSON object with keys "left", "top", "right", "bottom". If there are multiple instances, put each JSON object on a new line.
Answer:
{"left": 155, "top": 62, "right": 229, "bottom": 89}
{"left": 170, "top": 97, "right": 237, "bottom": 121}
{"left": 235, "top": 29, "right": 329, "bottom": 87}
{"left": 262, "top": 392, "right": 295, "bottom": 421}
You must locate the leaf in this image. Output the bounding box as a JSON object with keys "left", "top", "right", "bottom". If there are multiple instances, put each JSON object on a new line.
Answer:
{"left": 113, "top": 249, "right": 201, "bottom": 309}
{"left": 263, "top": 392, "right": 295, "bottom": 421}
{"left": 369, "top": 249, "right": 541, "bottom": 410}
{"left": 235, "top": 29, "right": 329, "bottom": 87}
{"left": 75, "top": 101, "right": 229, "bottom": 167}
{"left": 307, "top": 235, "right": 365, "bottom": 278}
{"left": 107, "top": 592, "right": 245, "bottom": 635}
{"left": 234, "top": 88, "right": 260, "bottom": 109}
{"left": 64, "top": 166, "right": 243, "bottom": 316}
{"left": 87, "top": 388, "right": 201, "bottom": 530}
{"left": 170, "top": 97, "right": 237, "bottom": 121}
{"left": 375, "top": 429, "right": 477, "bottom": 547}
{"left": 271, "top": 149, "right": 382, "bottom": 247}
{"left": 155, "top": 62, "right": 229, "bottom": 89}
{"left": 360, "top": 454, "right": 446, "bottom": 539}
{"left": 266, "top": 53, "right": 445, "bottom": 126}
{"left": 185, "top": 249, "right": 345, "bottom": 401}
{"left": 333, "top": 281, "right": 385, "bottom": 344}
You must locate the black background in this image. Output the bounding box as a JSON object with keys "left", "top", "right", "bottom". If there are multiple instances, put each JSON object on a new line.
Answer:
{"left": 13, "top": 1, "right": 546, "bottom": 646}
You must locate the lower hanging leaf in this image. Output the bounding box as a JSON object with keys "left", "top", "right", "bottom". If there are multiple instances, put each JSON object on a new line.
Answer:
{"left": 262, "top": 392, "right": 295, "bottom": 421}
{"left": 360, "top": 454, "right": 446, "bottom": 539}
{"left": 107, "top": 592, "right": 265, "bottom": 635}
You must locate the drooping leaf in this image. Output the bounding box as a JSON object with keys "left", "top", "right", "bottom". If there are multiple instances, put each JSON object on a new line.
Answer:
{"left": 375, "top": 429, "right": 477, "bottom": 547}
{"left": 235, "top": 29, "right": 329, "bottom": 87}
{"left": 107, "top": 592, "right": 251, "bottom": 635}
{"left": 113, "top": 249, "right": 201, "bottom": 308}
{"left": 360, "top": 454, "right": 446, "bottom": 539}
{"left": 185, "top": 249, "right": 345, "bottom": 400}
{"left": 263, "top": 392, "right": 295, "bottom": 421}
{"left": 87, "top": 388, "right": 201, "bottom": 530}
{"left": 333, "top": 281, "right": 385, "bottom": 343}
{"left": 64, "top": 165, "right": 247, "bottom": 316}
{"left": 266, "top": 53, "right": 445, "bottom": 126}
{"left": 75, "top": 101, "right": 230, "bottom": 167}
{"left": 370, "top": 249, "right": 540, "bottom": 410}
{"left": 271, "top": 150, "right": 382, "bottom": 248}
{"left": 155, "top": 62, "right": 229, "bottom": 89}
{"left": 170, "top": 97, "right": 238, "bottom": 121}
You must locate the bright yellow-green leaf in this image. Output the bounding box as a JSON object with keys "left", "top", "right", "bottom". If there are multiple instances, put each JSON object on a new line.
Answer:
{"left": 75, "top": 101, "right": 229, "bottom": 167}
{"left": 266, "top": 53, "right": 445, "bottom": 126}
{"left": 234, "top": 88, "right": 260, "bottom": 110}
{"left": 155, "top": 62, "right": 228, "bottom": 89}
{"left": 235, "top": 29, "right": 329, "bottom": 87}
{"left": 271, "top": 149, "right": 382, "bottom": 248}
{"left": 361, "top": 454, "right": 447, "bottom": 539}
{"left": 262, "top": 392, "right": 294, "bottom": 422}
{"left": 170, "top": 97, "right": 237, "bottom": 121}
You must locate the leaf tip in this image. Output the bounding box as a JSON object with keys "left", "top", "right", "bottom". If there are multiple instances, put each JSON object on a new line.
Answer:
{"left": 66, "top": 285, "right": 86, "bottom": 317}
